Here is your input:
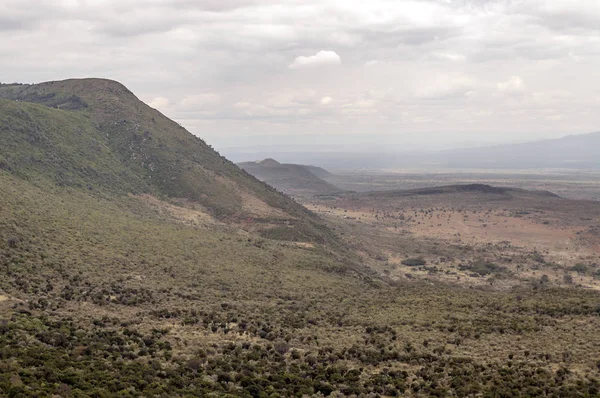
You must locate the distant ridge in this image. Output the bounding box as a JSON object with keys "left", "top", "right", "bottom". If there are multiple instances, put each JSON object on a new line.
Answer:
{"left": 256, "top": 158, "right": 281, "bottom": 166}
{"left": 224, "top": 131, "right": 600, "bottom": 170}
{"left": 238, "top": 159, "right": 342, "bottom": 196}
{"left": 302, "top": 164, "right": 334, "bottom": 179}
{"left": 435, "top": 132, "right": 600, "bottom": 169}
{"left": 363, "top": 184, "right": 560, "bottom": 198}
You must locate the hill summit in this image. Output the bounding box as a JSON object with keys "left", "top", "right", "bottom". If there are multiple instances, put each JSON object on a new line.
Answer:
{"left": 238, "top": 159, "right": 342, "bottom": 197}
{"left": 257, "top": 158, "right": 281, "bottom": 166}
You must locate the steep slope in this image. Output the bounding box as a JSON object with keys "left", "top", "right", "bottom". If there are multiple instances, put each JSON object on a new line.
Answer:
{"left": 302, "top": 164, "right": 334, "bottom": 179}
{"left": 238, "top": 159, "right": 342, "bottom": 196}
{"left": 0, "top": 79, "right": 331, "bottom": 242}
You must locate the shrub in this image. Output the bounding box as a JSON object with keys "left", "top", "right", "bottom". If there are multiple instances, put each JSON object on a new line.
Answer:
{"left": 460, "top": 261, "right": 508, "bottom": 276}
{"left": 570, "top": 263, "right": 588, "bottom": 274}
{"left": 402, "top": 258, "right": 426, "bottom": 267}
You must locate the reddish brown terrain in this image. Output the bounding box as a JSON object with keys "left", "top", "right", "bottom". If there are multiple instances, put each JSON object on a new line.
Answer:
{"left": 306, "top": 185, "right": 600, "bottom": 290}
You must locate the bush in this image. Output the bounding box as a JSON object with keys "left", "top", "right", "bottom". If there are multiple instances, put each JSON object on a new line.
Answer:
{"left": 402, "top": 258, "right": 426, "bottom": 267}
{"left": 570, "top": 263, "right": 588, "bottom": 274}
{"left": 460, "top": 261, "right": 508, "bottom": 276}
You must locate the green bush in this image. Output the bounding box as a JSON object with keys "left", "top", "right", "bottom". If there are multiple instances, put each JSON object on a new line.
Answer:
{"left": 402, "top": 258, "right": 426, "bottom": 267}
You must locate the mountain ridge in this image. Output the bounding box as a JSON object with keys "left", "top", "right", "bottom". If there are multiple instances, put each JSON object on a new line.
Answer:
{"left": 360, "top": 183, "right": 561, "bottom": 199}
{"left": 238, "top": 159, "right": 342, "bottom": 196}
{"left": 436, "top": 131, "right": 600, "bottom": 169}
{"left": 224, "top": 131, "right": 600, "bottom": 170}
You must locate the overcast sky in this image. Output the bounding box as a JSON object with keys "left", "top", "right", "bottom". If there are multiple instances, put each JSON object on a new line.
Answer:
{"left": 2, "top": 0, "right": 600, "bottom": 151}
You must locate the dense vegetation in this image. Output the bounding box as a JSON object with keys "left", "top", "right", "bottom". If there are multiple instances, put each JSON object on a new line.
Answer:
{"left": 1, "top": 79, "right": 600, "bottom": 397}
{"left": 2, "top": 171, "right": 600, "bottom": 397}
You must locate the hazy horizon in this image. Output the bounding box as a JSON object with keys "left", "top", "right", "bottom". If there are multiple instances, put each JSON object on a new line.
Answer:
{"left": 214, "top": 130, "right": 595, "bottom": 157}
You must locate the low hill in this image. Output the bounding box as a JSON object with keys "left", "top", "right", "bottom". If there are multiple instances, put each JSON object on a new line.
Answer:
{"left": 301, "top": 164, "right": 334, "bottom": 179}
{"left": 238, "top": 159, "right": 342, "bottom": 196}
{"left": 362, "top": 184, "right": 560, "bottom": 199}
{"left": 0, "top": 79, "right": 332, "bottom": 242}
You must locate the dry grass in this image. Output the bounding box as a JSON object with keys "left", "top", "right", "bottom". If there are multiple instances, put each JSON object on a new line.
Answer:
{"left": 306, "top": 188, "right": 600, "bottom": 290}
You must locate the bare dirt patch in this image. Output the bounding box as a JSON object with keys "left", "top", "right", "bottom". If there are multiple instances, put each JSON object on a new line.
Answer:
{"left": 134, "top": 194, "right": 220, "bottom": 227}
{"left": 215, "top": 175, "right": 292, "bottom": 219}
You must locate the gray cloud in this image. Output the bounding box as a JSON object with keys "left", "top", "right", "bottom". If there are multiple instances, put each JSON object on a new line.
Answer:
{"left": 0, "top": 17, "right": 27, "bottom": 31}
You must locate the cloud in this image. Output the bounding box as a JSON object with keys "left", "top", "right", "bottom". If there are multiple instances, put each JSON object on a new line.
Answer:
{"left": 179, "top": 93, "right": 221, "bottom": 110}
{"left": 149, "top": 97, "right": 170, "bottom": 109}
{"left": 2, "top": 0, "right": 600, "bottom": 148}
{"left": 364, "top": 60, "right": 381, "bottom": 67}
{"left": 430, "top": 52, "right": 466, "bottom": 62}
{"left": 497, "top": 76, "right": 526, "bottom": 95}
{"left": 415, "top": 77, "right": 476, "bottom": 100}
{"left": 510, "top": 0, "right": 600, "bottom": 32}
{"left": 288, "top": 50, "right": 341, "bottom": 69}
{"left": 0, "top": 17, "right": 25, "bottom": 31}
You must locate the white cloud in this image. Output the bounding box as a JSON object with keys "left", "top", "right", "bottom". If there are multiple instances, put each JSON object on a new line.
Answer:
{"left": 430, "top": 52, "right": 466, "bottom": 62}
{"left": 497, "top": 76, "right": 526, "bottom": 95}
{"left": 364, "top": 60, "right": 381, "bottom": 67}
{"left": 149, "top": 97, "right": 169, "bottom": 109}
{"left": 3, "top": 0, "right": 600, "bottom": 149}
{"left": 288, "top": 50, "right": 341, "bottom": 69}
{"left": 415, "top": 77, "right": 475, "bottom": 100}
{"left": 179, "top": 93, "right": 220, "bottom": 110}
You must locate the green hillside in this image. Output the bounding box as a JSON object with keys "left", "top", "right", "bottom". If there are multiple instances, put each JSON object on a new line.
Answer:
{"left": 0, "top": 79, "right": 331, "bottom": 242}
{"left": 2, "top": 170, "right": 600, "bottom": 397}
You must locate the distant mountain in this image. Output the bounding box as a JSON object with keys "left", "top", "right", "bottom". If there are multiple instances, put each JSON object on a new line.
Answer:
{"left": 0, "top": 79, "right": 333, "bottom": 242}
{"left": 225, "top": 132, "right": 600, "bottom": 170}
{"left": 301, "top": 164, "right": 334, "bottom": 179}
{"left": 238, "top": 159, "right": 342, "bottom": 196}
{"left": 436, "top": 132, "right": 600, "bottom": 169}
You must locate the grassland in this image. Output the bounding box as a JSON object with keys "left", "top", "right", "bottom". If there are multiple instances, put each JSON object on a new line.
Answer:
{"left": 1, "top": 172, "right": 600, "bottom": 396}
{"left": 306, "top": 185, "right": 600, "bottom": 290}
{"left": 1, "top": 80, "right": 600, "bottom": 397}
